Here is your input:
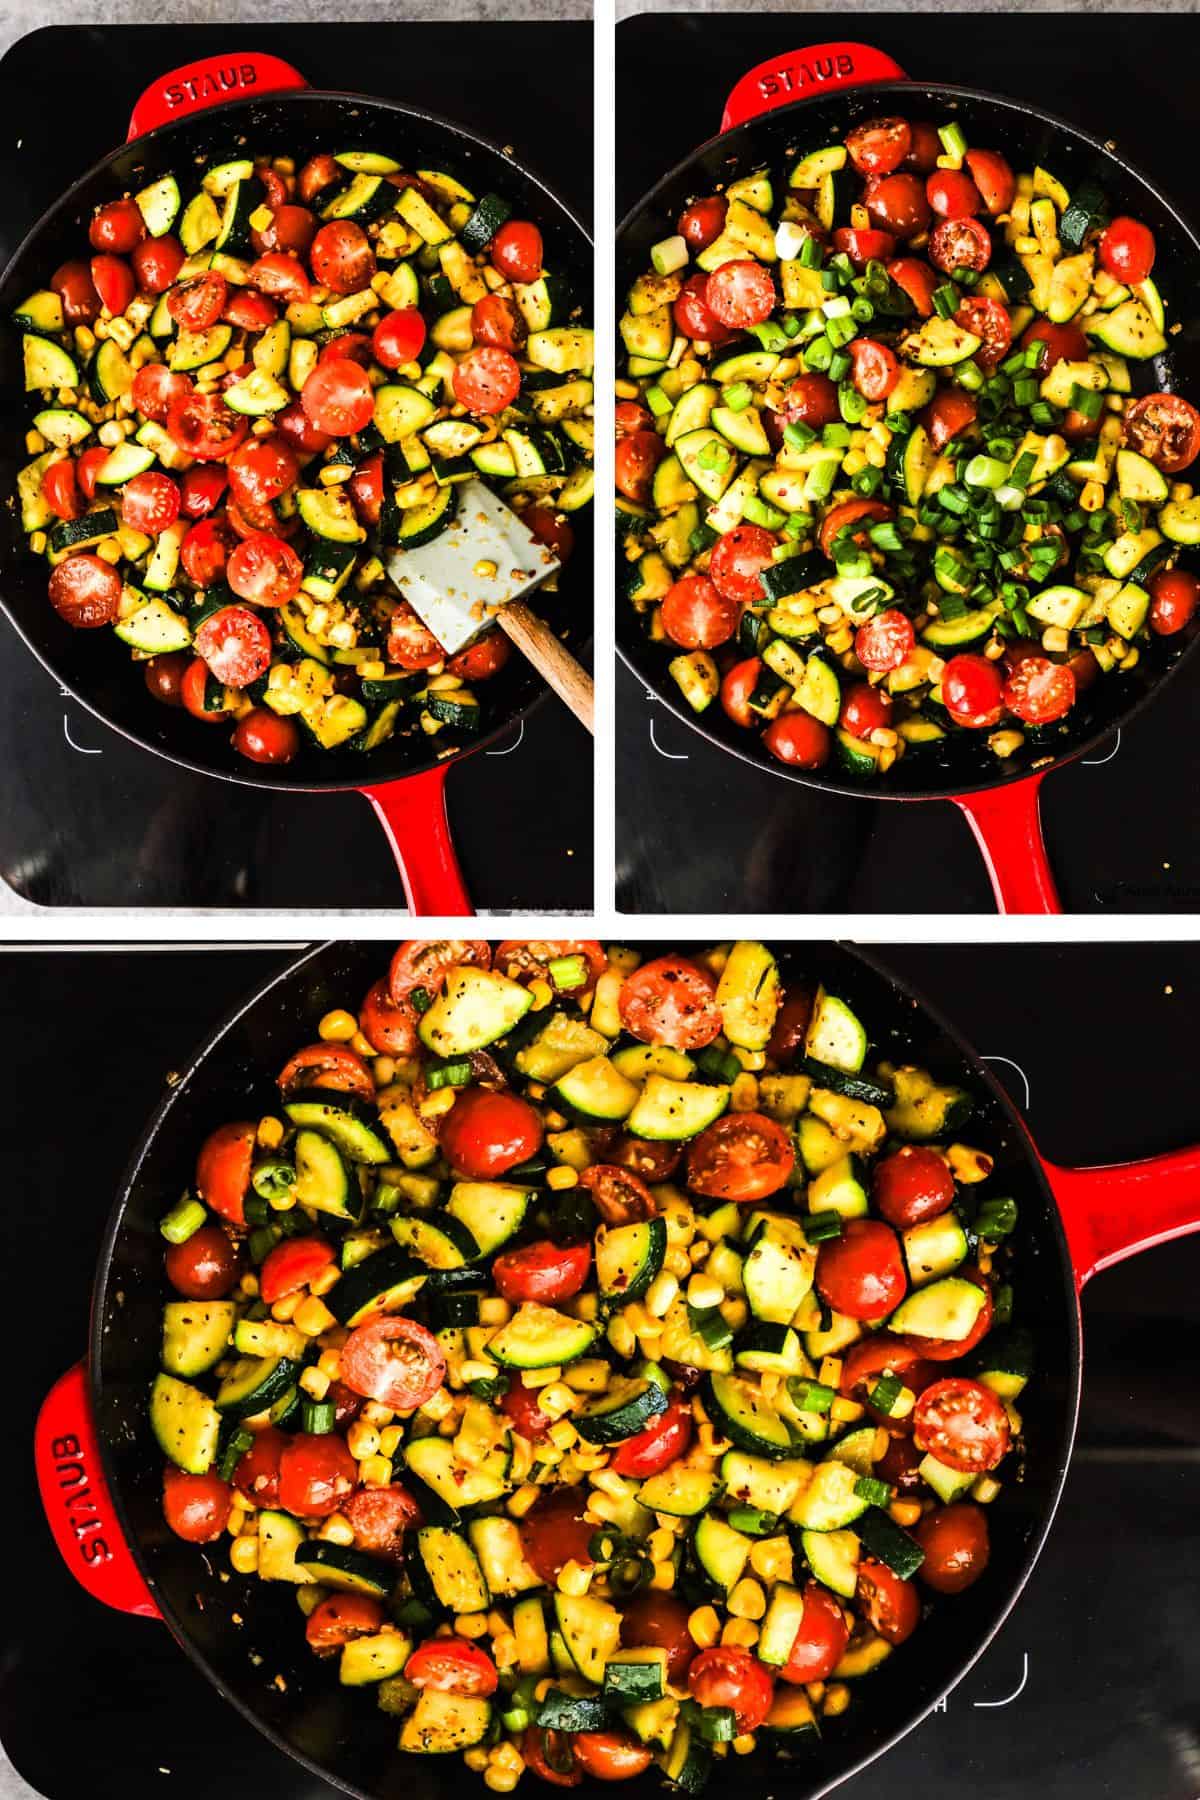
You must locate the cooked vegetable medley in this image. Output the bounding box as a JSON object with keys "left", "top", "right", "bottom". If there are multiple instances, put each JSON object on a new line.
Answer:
{"left": 617, "top": 114, "right": 1200, "bottom": 774}
{"left": 15, "top": 151, "right": 592, "bottom": 763}
{"left": 152, "top": 940, "right": 1029, "bottom": 1787}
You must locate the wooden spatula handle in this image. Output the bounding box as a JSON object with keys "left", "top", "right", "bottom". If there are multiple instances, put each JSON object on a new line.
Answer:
{"left": 496, "top": 601, "right": 593, "bottom": 734}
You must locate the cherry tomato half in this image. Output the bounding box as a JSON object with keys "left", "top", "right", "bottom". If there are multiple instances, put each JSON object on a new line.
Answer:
{"left": 259, "top": 1234, "right": 335, "bottom": 1305}
{"left": 855, "top": 608, "right": 914, "bottom": 673}
{"left": 227, "top": 532, "right": 304, "bottom": 607}
{"left": 359, "top": 979, "right": 418, "bottom": 1056}
{"left": 721, "top": 656, "right": 761, "bottom": 729}
{"left": 618, "top": 956, "right": 721, "bottom": 1050}
{"left": 840, "top": 682, "right": 892, "bottom": 740}
{"left": 673, "top": 272, "right": 732, "bottom": 343}
{"left": 90, "top": 198, "right": 145, "bottom": 254}
{"left": 572, "top": 1735, "right": 654, "bottom": 1782}
{"left": 661, "top": 573, "right": 739, "bottom": 649}
{"left": 678, "top": 196, "right": 726, "bottom": 252}
{"left": 887, "top": 257, "right": 939, "bottom": 317}
{"left": 687, "top": 1112, "right": 794, "bottom": 1203}
{"left": 780, "top": 372, "right": 839, "bottom": 429}
{"left": 1002, "top": 655, "right": 1076, "bottom": 725}
{"left": 340, "top": 1316, "right": 446, "bottom": 1410}
{"left": 306, "top": 1594, "right": 385, "bottom": 1654}
{"left": 1099, "top": 216, "right": 1155, "bottom": 285}
{"left": 194, "top": 605, "right": 271, "bottom": 689}
{"left": 941, "top": 653, "right": 1004, "bottom": 729}
{"left": 610, "top": 1394, "right": 692, "bottom": 1478}
{"left": 873, "top": 1145, "right": 955, "bottom": 1229}
{"left": 929, "top": 217, "right": 991, "bottom": 276}
{"left": 857, "top": 1559, "right": 920, "bottom": 1644}
{"left": 926, "top": 168, "right": 982, "bottom": 219}
{"left": 846, "top": 117, "right": 912, "bottom": 178}
{"left": 579, "top": 1165, "right": 658, "bottom": 1227}
{"left": 277, "top": 1041, "right": 374, "bottom": 1099}
{"left": 453, "top": 346, "right": 522, "bottom": 416}
{"left": 167, "top": 271, "right": 227, "bottom": 330}
{"left": 763, "top": 711, "right": 831, "bottom": 768}
{"left": 491, "top": 219, "right": 543, "bottom": 284}
{"left": 614, "top": 430, "right": 666, "bottom": 504}
{"left": 687, "top": 1646, "right": 774, "bottom": 1733}
{"left": 168, "top": 391, "right": 248, "bottom": 462}
{"left": 233, "top": 1426, "right": 286, "bottom": 1509}
{"left": 1124, "top": 393, "right": 1200, "bottom": 474}
{"left": 500, "top": 1375, "right": 555, "bottom": 1443}
{"left": 406, "top": 1637, "right": 499, "bottom": 1696}
{"left": 195, "top": 1120, "right": 255, "bottom": 1225}
{"left": 866, "top": 172, "right": 930, "bottom": 238}
{"left": 518, "top": 1486, "right": 594, "bottom": 1585}
{"left": 343, "top": 1484, "right": 422, "bottom": 1562}
{"left": 120, "top": 470, "right": 181, "bottom": 536}
{"left": 709, "top": 523, "right": 779, "bottom": 605}
{"left": 780, "top": 1581, "right": 850, "bottom": 1682}
{"left": 493, "top": 1240, "right": 592, "bottom": 1305}
{"left": 310, "top": 220, "right": 376, "bottom": 295}
{"left": 705, "top": 259, "right": 776, "bottom": 329}
{"left": 301, "top": 359, "right": 375, "bottom": 437}
{"left": 1149, "top": 568, "right": 1200, "bottom": 636}
{"left": 389, "top": 940, "right": 491, "bottom": 1007}
{"left": 373, "top": 308, "right": 427, "bottom": 369}
{"left": 913, "top": 1377, "right": 1011, "bottom": 1473}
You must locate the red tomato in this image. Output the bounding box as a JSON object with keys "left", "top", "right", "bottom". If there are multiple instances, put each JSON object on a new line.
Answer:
{"left": 615, "top": 400, "right": 654, "bottom": 436}
{"left": 76, "top": 445, "right": 110, "bottom": 501}
{"left": 1149, "top": 568, "right": 1200, "bottom": 635}
{"left": 132, "top": 235, "right": 184, "bottom": 293}
{"left": 661, "top": 573, "right": 739, "bottom": 649}
{"left": 387, "top": 599, "right": 443, "bottom": 671}
{"left": 866, "top": 172, "right": 931, "bottom": 237}
{"left": 389, "top": 940, "right": 491, "bottom": 1007}
{"left": 614, "top": 430, "right": 666, "bottom": 503}
{"left": 887, "top": 257, "right": 939, "bottom": 317}
{"left": 816, "top": 1218, "right": 907, "bottom": 1319}
{"left": 40, "top": 459, "right": 80, "bottom": 522}
{"left": 48, "top": 553, "right": 122, "bottom": 628}
{"left": 846, "top": 117, "right": 912, "bottom": 178}
{"left": 763, "top": 711, "right": 831, "bottom": 768}
{"left": 342, "top": 1484, "right": 422, "bottom": 1561}
{"left": 278, "top": 1432, "right": 358, "bottom": 1518}
{"left": 857, "top": 1559, "right": 920, "bottom": 1644}
{"left": 709, "top": 523, "right": 779, "bottom": 605}
{"left": 341, "top": 1316, "right": 446, "bottom": 1410}
{"left": 278, "top": 1041, "right": 374, "bottom": 1099}
{"left": 310, "top": 221, "right": 376, "bottom": 295}
{"left": 927, "top": 168, "right": 983, "bottom": 219}
{"left": 162, "top": 1466, "right": 231, "bottom": 1543}
{"left": 452, "top": 346, "right": 522, "bottom": 416}
{"left": 518, "top": 1486, "right": 594, "bottom": 1585}
{"left": 373, "top": 308, "right": 427, "bottom": 369}
{"left": 195, "top": 606, "right": 271, "bottom": 689}
{"left": 359, "top": 979, "right": 417, "bottom": 1056}
{"left": 179, "top": 465, "right": 227, "bottom": 518}
{"left": 687, "top": 1112, "right": 794, "bottom": 1203}
{"left": 233, "top": 1426, "right": 287, "bottom": 1508}
{"left": 721, "top": 656, "right": 761, "bottom": 728}
{"left": 254, "top": 204, "right": 317, "bottom": 257}
{"left": 306, "top": 1594, "right": 384, "bottom": 1654}
{"left": 904, "top": 122, "right": 942, "bottom": 174}
{"left": 168, "top": 391, "right": 248, "bottom": 461}
{"left": 765, "top": 987, "right": 813, "bottom": 1063}
{"left": 406, "top": 1637, "right": 499, "bottom": 1696}
{"left": 832, "top": 226, "right": 897, "bottom": 270}
{"left": 227, "top": 439, "right": 298, "bottom": 513}
{"left": 1124, "top": 393, "right": 1200, "bottom": 474}
{"left": 52, "top": 258, "right": 101, "bottom": 323}
{"left": 180, "top": 519, "right": 234, "bottom": 587}
{"left": 610, "top": 1394, "right": 692, "bottom": 1477}
{"left": 524, "top": 505, "right": 576, "bottom": 565}
{"left": 440, "top": 1088, "right": 544, "bottom": 1179}
{"left": 493, "top": 1241, "right": 591, "bottom": 1305}
{"left": 780, "top": 372, "right": 839, "bottom": 428}
{"left": 955, "top": 296, "right": 1010, "bottom": 370}
{"left": 300, "top": 358, "right": 375, "bottom": 436}
{"left": 223, "top": 288, "right": 278, "bottom": 332}
{"left": 964, "top": 149, "right": 1016, "bottom": 216}
{"left": 619, "top": 956, "right": 721, "bottom": 1050}
{"left": 249, "top": 253, "right": 312, "bottom": 304}
{"left": 678, "top": 197, "right": 727, "bottom": 251}
{"left": 619, "top": 1592, "right": 696, "bottom": 1682}
{"left": 873, "top": 1145, "right": 955, "bottom": 1229}
{"left": 144, "top": 651, "right": 190, "bottom": 707}
{"left": 930, "top": 216, "right": 992, "bottom": 275}
{"left": 120, "top": 470, "right": 180, "bottom": 536}
{"left": 90, "top": 198, "right": 145, "bottom": 253}
{"left": 878, "top": 1432, "right": 925, "bottom": 1493}
{"left": 924, "top": 387, "right": 977, "bottom": 451}
{"left": 259, "top": 1235, "right": 335, "bottom": 1305}
{"left": 780, "top": 1581, "right": 850, "bottom": 1682}
{"left": 523, "top": 1730, "right": 581, "bottom": 1788}
{"left": 941, "top": 653, "right": 1004, "bottom": 729}
{"left": 496, "top": 940, "right": 607, "bottom": 989}
{"left": 579, "top": 1165, "right": 658, "bottom": 1227}
{"left": 90, "top": 254, "right": 136, "bottom": 315}
{"left": 1099, "top": 216, "right": 1156, "bottom": 285}
{"left": 298, "top": 154, "right": 340, "bottom": 204}
{"left": 1021, "top": 317, "right": 1087, "bottom": 372}
{"left": 348, "top": 452, "right": 384, "bottom": 527}
{"left": 466, "top": 294, "right": 523, "bottom": 356}
{"left": 1002, "top": 655, "right": 1076, "bottom": 725}
{"left": 839, "top": 1333, "right": 934, "bottom": 1426}
{"left": 165, "top": 1223, "right": 239, "bottom": 1300}
{"left": 446, "top": 633, "right": 512, "bottom": 683}
{"left": 500, "top": 1375, "right": 555, "bottom": 1443}
{"left": 914, "top": 1377, "right": 1011, "bottom": 1472}
{"left": 916, "top": 1502, "right": 991, "bottom": 1593}
{"left": 840, "top": 681, "right": 892, "bottom": 740}
{"left": 705, "top": 259, "right": 776, "bottom": 329}
{"left": 687, "top": 1646, "right": 774, "bottom": 1733}
{"left": 572, "top": 1735, "right": 653, "bottom": 1782}
{"left": 673, "top": 271, "right": 732, "bottom": 343}
{"left": 180, "top": 657, "right": 226, "bottom": 721}
{"left": 226, "top": 532, "right": 303, "bottom": 608}
{"left": 166, "top": 271, "right": 226, "bottom": 330}
{"left": 819, "top": 498, "right": 892, "bottom": 561}
{"left": 491, "top": 219, "right": 543, "bottom": 283}
{"left": 195, "top": 1121, "right": 255, "bottom": 1225}
{"left": 849, "top": 338, "right": 901, "bottom": 401}
{"left": 855, "top": 608, "right": 915, "bottom": 673}
{"left": 273, "top": 401, "right": 329, "bottom": 461}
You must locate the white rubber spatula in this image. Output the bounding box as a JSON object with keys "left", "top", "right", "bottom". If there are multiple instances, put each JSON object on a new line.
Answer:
{"left": 383, "top": 479, "right": 593, "bottom": 734}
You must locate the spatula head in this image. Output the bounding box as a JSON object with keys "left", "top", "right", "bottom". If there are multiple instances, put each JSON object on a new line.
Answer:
{"left": 382, "top": 478, "right": 560, "bottom": 656}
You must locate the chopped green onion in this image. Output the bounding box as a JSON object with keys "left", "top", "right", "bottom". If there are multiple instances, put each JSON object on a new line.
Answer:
{"left": 851, "top": 297, "right": 875, "bottom": 323}
{"left": 800, "top": 1210, "right": 844, "bottom": 1243}
{"left": 743, "top": 495, "right": 787, "bottom": 531}
{"left": 933, "top": 283, "right": 959, "bottom": 319}
{"left": 689, "top": 523, "right": 718, "bottom": 555}
{"left": 964, "top": 454, "right": 1008, "bottom": 489}
{"left": 993, "top": 1283, "right": 1014, "bottom": 1325}
{"left": 788, "top": 1377, "right": 836, "bottom": 1413}
{"left": 160, "top": 1197, "right": 206, "bottom": 1244}
{"left": 698, "top": 441, "right": 730, "bottom": 471}
{"left": 935, "top": 590, "right": 969, "bottom": 622}
{"left": 1012, "top": 376, "right": 1038, "bottom": 407}
{"left": 838, "top": 381, "right": 868, "bottom": 424}
{"left": 750, "top": 320, "right": 789, "bottom": 352}
{"left": 688, "top": 1305, "right": 733, "bottom": 1351}
{"left": 248, "top": 1224, "right": 282, "bottom": 1264}
{"left": 644, "top": 383, "right": 672, "bottom": 418}
{"left": 956, "top": 359, "right": 984, "bottom": 393}
{"left": 799, "top": 233, "right": 822, "bottom": 268}
{"left": 724, "top": 1508, "right": 780, "bottom": 1539}
{"left": 408, "top": 985, "right": 432, "bottom": 1015}
{"left": 978, "top": 1196, "right": 1019, "bottom": 1239}
{"left": 469, "top": 1375, "right": 510, "bottom": 1401}
{"left": 697, "top": 1707, "right": 737, "bottom": 1743}
{"left": 548, "top": 954, "right": 588, "bottom": 990}
{"left": 853, "top": 466, "right": 883, "bottom": 497}
{"left": 650, "top": 233, "right": 689, "bottom": 277}
{"left": 784, "top": 419, "right": 816, "bottom": 448}
{"left": 783, "top": 512, "right": 810, "bottom": 540}
{"left": 938, "top": 121, "right": 969, "bottom": 162}
{"left": 937, "top": 486, "right": 970, "bottom": 517}
{"left": 252, "top": 1158, "right": 296, "bottom": 1202}
{"left": 821, "top": 422, "right": 851, "bottom": 450}
{"left": 805, "top": 335, "right": 832, "bottom": 373}
{"left": 1070, "top": 384, "right": 1104, "bottom": 421}
{"left": 217, "top": 1427, "right": 254, "bottom": 1482}
{"left": 826, "top": 313, "right": 858, "bottom": 349}
{"left": 426, "top": 1056, "right": 473, "bottom": 1090}
{"left": 827, "top": 350, "right": 852, "bottom": 383}
{"left": 869, "top": 519, "right": 903, "bottom": 552}
{"left": 695, "top": 1044, "right": 741, "bottom": 1084}
{"left": 868, "top": 1373, "right": 904, "bottom": 1415}
{"left": 1009, "top": 450, "right": 1038, "bottom": 488}
{"left": 781, "top": 312, "right": 802, "bottom": 338}
{"left": 301, "top": 1399, "right": 336, "bottom": 1434}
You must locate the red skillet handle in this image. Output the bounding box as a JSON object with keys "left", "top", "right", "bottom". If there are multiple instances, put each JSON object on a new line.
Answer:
{"left": 127, "top": 53, "right": 308, "bottom": 140}
{"left": 722, "top": 42, "right": 909, "bottom": 132}
{"left": 951, "top": 774, "right": 1062, "bottom": 914}
{"left": 35, "top": 1362, "right": 159, "bottom": 1619}
{"left": 1043, "top": 1149, "right": 1200, "bottom": 1290}
{"left": 360, "top": 766, "right": 474, "bottom": 916}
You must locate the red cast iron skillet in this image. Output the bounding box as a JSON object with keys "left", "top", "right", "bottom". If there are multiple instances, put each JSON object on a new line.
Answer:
{"left": 0, "top": 53, "right": 594, "bottom": 915}
{"left": 34, "top": 939, "right": 1200, "bottom": 1800}
{"left": 617, "top": 42, "right": 1200, "bottom": 913}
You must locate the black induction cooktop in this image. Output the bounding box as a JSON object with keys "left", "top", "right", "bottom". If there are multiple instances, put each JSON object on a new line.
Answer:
{"left": 3, "top": 943, "right": 1197, "bottom": 1799}
{"left": 0, "top": 23, "right": 592, "bottom": 912}
{"left": 616, "top": 13, "right": 1200, "bottom": 914}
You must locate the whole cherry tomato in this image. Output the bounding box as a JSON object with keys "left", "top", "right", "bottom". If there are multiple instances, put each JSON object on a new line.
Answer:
{"left": 916, "top": 1503, "right": 991, "bottom": 1593}
{"left": 439, "top": 1087, "right": 543, "bottom": 1178}
{"left": 1149, "top": 568, "right": 1200, "bottom": 635}
{"left": 1099, "top": 216, "right": 1156, "bottom": 285}
{"left": 678, "top": 196, "right": 726, "bottom": 251}
{"left": 763, "top": 711, "right": 831, "bottom": 769}
{"left": 90, "top": 198, "right": 145, "bottom": 254}
{"left": 816, "top": 1218, "right": 907, "bottom": 1319}
{"left": 162, "top": 1466, "right": 231, "bottom": 1543}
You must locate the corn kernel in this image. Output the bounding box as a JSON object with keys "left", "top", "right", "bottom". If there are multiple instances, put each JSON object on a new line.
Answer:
{"left": 686, "top": 1272, "right": 723, "bottom": 1310}
{"left": 830, "top": 1397, "right": 865, "bottom": 1424}
{"left": 479, "top": 1296, "right": 512, "bottom": 1326}
{"left": 536, "top": 1383, "right": 576, "bottom": 1420}
{"left": 455, "top": 1611, "right": 489, "bottom": 1638}
{"left": 823, "top": 1683, "right": 851, "bottom": 1718}
{"left": 493, "top": 1631, "right": 519, "bottom": 1670}
{"left": 318, "top": 1348, "right": 343, "bottom": 1382}
{"left": 973, "top": 1475, "right": 1001, "bottom": 1504}
{"left": 484, "top": 1768, "right": 520, "bottom": 1793}
{"left": 348, "top": 1422, "right": 381, "bottom": 1461}
{"left": 889, "top": 1499, "right": 923, "bottom": 1527}
{"left": 748, "top": 1537, "right": 793, "bottom": 1585}
{"left": 230, "top": 1536, "right": 259, "bottom": 1574}
{"left": 819, "top": 1357, "right": 843, "bottom": 1387}
{"left": 721, "top": 1618, "right": 758, "bottom": 1648}
{"left": 419, "top": 1386, "right": 454, "bottom": 1421}
{"left": 294, "top": 1296, "right": 337, "bottom": 1336}
{"left": 296, "top": 1584, "right": 327, "bottom": 1616}
{"left": 257, "top": 1115, "right": 285, "bottom": 1150}
{"left": 318, "top": 1513, "right": 355, "bottom": 1547}
{"left": 310, "top": 1265, "right": 341, "bottom": 1298}
{"left": 318, "top": 1008, "right": 358, "bottom": 1041}
{"left": 645, "top": 1270, "right": 679, "bottom": 1318}
{"left": 548, "top": 1419, "right": 578, "bottom": 1450}
{"left": 271, "top": 1292, "right": 301, "bottom": 1322}
{"left": 521, "top": 1364, "right": 561, "bottom": 1390}
{"left": 730, "top": 1073, "right": 759, "bottom": 1113}
{"left": 465, "top": 1748, "right": 491, "bottom": 1772}
{"left": 492, "top": 1742, "right": 524, "bottom": 1777}
{"left": 728, "top": 1577, "right": 766, "bottom": 1620}
{"left": 688, "top": 1605, "right": 720, "bottom": 1648}
{"left": 359, "top": 1455, "right": 393, "bottom": 1488}
{"left": 350, "top": 1032, "right": 376, "bottom": 1060}
{"left": 557, "top": 1559, "right": 592, "bottom": 1596}
{"left": 732, "top": 1735, "right": 756, "bottom": 1756}
{"left": 506, "top": 1483, "right": 542, "bottom": 1519}
{"left": 546, "top": 1166, "right": 578, "bottom": 1191}
{"left": 647, "top": 1527, "right": 676, "bottom": 1563}
{"left": 650, "top": 1560, "right": 676, "bottom": 1591}
{"left": 299, "top": 1367, "right": 331, "bottom": 1402}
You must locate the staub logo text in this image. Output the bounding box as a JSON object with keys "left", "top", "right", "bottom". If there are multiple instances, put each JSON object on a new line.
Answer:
{"left": 50, "top": 1433, "right": 112, "bottom": 1565}
{"left": 758, "top": 52, "right": 856, "bottom": 99}
{"left": 163, "top": 62, "right": 259, "bottom": 110}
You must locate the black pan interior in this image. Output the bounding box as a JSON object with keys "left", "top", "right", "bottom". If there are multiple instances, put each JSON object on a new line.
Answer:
{"left": 617, "top": 82, "right": 1200, "bottom": 802}
{"left": 0, "top": 91, "right": 593, "bottom": 793}
{"left": 90, "top": 940, "right": 1079, "bottom": 1800}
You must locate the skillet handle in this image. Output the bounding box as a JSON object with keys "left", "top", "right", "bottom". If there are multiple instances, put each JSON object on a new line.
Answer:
{"left": 1043, "top": 1150, "right": 1200, "bottom": 1289}
{"left": 721, "top": 43, "right": 908, "bottom": 132}
{"left": 951, "top": 774, "right": 1062, "bottom": 914}
{"left": 127, "top": 53, "right": 308, "bottom": 140}
{"left": 360, "top": 766, "right": 474, "bottom": 916}
{"left": 35, "top": 1362, "right": 159, "bottom": 1620}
